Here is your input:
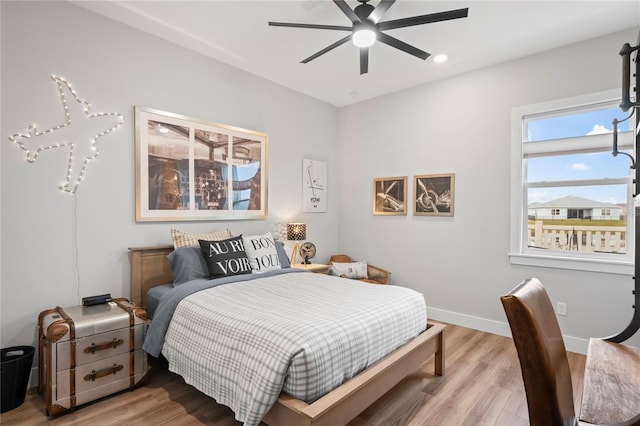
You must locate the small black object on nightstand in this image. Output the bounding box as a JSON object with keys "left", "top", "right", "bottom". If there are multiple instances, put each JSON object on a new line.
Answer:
{"left": 82, "top": 293, "right": 112, "bottom": 306}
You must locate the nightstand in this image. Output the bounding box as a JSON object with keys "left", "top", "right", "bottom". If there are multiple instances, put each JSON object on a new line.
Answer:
{"left": 291, "top": 263, "right": 330, "bottom": 274}
{"left": 38, "top": 299, "right": 148, "bottom": 416}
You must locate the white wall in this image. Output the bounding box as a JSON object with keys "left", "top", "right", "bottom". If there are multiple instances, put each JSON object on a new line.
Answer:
{"left": 1, "top": 1, "right": 339, "bottom": 355}
{"left": 337, "top": 28, "right": 640, "bottom": 352}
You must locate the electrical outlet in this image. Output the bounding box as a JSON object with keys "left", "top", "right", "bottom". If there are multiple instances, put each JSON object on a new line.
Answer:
{"left": 557, "top": 302, "right": 567, "bottom": 316}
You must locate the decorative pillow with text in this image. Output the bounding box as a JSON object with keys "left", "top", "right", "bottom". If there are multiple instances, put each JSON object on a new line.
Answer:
{"left": 242, "top": 232, "right": 282, "bottom": 274}
{"left": 198, "top": 236, "right": 252, "bottom": 278}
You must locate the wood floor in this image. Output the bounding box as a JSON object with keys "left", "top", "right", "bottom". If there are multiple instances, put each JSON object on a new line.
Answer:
{"left": 1, "top": 323, "right": 586, "bottom": 426}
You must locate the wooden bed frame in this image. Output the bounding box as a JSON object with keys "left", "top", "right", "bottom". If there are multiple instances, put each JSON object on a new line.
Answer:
{"left": 129, "top": 245, "right": 446, "bottom": 426}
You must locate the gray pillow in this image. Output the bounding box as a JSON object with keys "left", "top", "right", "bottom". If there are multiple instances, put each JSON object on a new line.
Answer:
{"left": 167, "top": 246, "right": 210, "bottom": 285}
{"left": 275, "top": 240, "right": 290, "bottom": 269}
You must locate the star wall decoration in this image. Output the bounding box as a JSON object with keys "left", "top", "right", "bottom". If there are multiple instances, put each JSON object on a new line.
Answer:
{"left": 8, "top": 75, "right": 124, "bottom": 193}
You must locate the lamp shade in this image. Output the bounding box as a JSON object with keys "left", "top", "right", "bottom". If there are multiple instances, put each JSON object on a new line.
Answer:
{"left": 287, "top": 223, "right": 306, "bottom": 240}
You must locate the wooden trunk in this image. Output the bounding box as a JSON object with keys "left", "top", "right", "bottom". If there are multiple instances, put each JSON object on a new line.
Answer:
{"left": 38, "top": 299, "right": 148, "bottom": 416}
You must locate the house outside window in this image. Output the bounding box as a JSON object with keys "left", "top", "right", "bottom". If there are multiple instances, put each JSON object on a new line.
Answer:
{"left": 510, "top": 90, "right": 634, "bottom": 274}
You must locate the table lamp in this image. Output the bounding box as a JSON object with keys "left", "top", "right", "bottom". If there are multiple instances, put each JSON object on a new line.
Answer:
{"left": 287, "top": 223, "right": 306, "bottom": 264}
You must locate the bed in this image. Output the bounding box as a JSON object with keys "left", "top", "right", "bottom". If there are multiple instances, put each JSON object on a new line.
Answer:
{"left": 129, "top": 244, "right": 445, "bottom": 426}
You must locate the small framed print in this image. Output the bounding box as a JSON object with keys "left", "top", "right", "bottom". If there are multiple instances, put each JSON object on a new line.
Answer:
{"left": 302, "top": 158, "right": 327, "bottom": 212}
{"left": 414, "top": 173, "right": 455, "bottom": 216}
{"left": 373, "top": 177, "right": 407, "bottom": 215}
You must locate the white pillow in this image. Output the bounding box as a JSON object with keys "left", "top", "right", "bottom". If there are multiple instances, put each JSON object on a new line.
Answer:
{"left": 242, "top": 232, "right": 282, "bottom": 273}
{"left": 330, "top": 261, "right": 368, "bottom": 279}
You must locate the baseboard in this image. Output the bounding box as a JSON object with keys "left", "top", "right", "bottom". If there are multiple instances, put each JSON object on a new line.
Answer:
{"left": 427, "top": 306, "right": 589, "bottom": 355}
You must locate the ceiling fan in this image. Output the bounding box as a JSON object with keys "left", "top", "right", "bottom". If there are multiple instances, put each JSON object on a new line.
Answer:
{"left": 268, "top": 0, "right": 469, "bottom": 75}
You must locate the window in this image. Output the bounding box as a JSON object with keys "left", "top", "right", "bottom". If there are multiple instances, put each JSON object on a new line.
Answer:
{"left": 510, "top": 90, "right": 634, "bottom": 274}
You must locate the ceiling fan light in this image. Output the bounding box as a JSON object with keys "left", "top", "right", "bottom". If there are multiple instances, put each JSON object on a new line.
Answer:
{"left": 353, "top": 29, "right": 376, "bottom": 48}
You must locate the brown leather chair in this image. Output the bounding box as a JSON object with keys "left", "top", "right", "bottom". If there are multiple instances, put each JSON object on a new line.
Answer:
{"left": 501, "top": 278, "right": 640, "bottom": 426}
{"left": 501, "top": 278, "right": 577, "bottom": 426}
{"left": 328, "top": 254, "right": 391, "bottom": 284}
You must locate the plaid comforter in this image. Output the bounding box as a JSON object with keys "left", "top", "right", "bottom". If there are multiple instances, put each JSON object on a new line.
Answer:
{"left": 160, "top": 272, "right": 427, "bottom": 426}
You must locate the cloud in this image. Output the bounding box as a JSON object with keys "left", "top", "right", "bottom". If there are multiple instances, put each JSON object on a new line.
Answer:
{"left": 571, "top": 162, "right": 590, "bottom": 171}
{"left": 586, "top": 124, "right": 611, "bottom": 135}
{"left": 529, "top": 190, "right": 548, "bottom": 203}
{"left": 599, "top": 196, "right": 625, "bottom": 204}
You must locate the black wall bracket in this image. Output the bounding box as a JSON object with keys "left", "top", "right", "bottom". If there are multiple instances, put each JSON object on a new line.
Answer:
{"left": 605, "top": 35, "right": 640, "bottom": 343}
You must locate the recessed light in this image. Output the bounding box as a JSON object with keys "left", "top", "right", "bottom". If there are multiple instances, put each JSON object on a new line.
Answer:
{"left": 433, "top": 54, "right": 448, "bottom": 63}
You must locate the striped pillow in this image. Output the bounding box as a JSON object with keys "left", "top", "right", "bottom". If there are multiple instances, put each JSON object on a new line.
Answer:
{"left": 170, "top": 228, "right": 232, "bottom": 249}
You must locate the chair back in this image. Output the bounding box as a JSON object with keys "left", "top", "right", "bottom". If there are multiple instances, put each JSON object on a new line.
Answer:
{"left": 329, "top": 254, "right": 353, "bottom": 264}
{"left": 501, "top": 278, "right": 577, "bottom": 426}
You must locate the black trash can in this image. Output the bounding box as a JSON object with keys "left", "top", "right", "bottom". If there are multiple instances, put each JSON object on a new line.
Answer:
{"left": 1, "top": 346, "right": 35, "bottom": 413}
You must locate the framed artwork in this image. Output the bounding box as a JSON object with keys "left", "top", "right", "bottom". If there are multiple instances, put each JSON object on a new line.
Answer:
{"left": 373, "top": 176, "right": 407, "bottom": 215}
{"left": 134, "top": 106, "right": 268, "bottom": 222}
{"left": 302, "top": 158, "right": 327, "bottom": 212}
{"left": 414, "top": 173, "right": 455, "bottom": 216}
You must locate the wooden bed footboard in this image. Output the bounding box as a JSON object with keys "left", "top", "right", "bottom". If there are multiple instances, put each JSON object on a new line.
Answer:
{"left": 263, "top": 322, "right": 445, "bottom": 426}
{"left": 128, "top": 245, "right": 446, "bottom": 426}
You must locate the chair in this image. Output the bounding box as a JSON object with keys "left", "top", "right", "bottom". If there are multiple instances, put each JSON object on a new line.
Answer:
{"left": 501, "top": 278, "right": 576, "bottom": 426}
{"left": 328, "top": 254, "right": 391, "bottom": 285}
{"left": 501, "top": 278, "right": 640, "bottom": 426}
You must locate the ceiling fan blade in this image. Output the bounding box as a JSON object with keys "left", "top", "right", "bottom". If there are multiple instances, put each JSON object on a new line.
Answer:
{"left": 368, "top": 0, "right": 396, "bottom": 24}
{"left": 268, "top": 21, "right": 351, "bottom": 31}
{"left": 360, "top": 48, "right": 369, "bottom": 75}
{"left": 378, "top": 8, "right": 468, "bottom": 31}
{"left": 333, "top": 0, "right": 360, "bottom": 24}
{"left": 377, "top": 32, "right": 430, "bottom": 60}
{"left": 301, "top": 34, "right": 352, "bottom": 64}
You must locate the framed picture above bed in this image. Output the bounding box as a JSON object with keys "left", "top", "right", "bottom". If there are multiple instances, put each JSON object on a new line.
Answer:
{"left": 134, "top": 106, "right": 268, "bottom": 222}
{"left": 414, "top": 173, "right": 455, "bottom": 216}
{"left": 373, "top": 176, "right": 407, "bottom": 215}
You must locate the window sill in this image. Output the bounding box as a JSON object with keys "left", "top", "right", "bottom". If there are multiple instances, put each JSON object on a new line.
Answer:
{"left": 508, "top": 252, "right": 633, "bottom": 275}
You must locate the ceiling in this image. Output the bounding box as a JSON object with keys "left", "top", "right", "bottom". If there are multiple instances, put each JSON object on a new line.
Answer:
{"left": 71, "top": 1, "right": 640, "bottom": 107}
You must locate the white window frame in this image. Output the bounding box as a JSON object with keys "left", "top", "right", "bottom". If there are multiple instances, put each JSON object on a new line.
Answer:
{"left": 509, "top": 89, "right": 634, "bottom": 275}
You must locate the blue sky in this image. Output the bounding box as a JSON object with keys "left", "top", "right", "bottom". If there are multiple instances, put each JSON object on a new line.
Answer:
{"left": 528, "top": 106, "right": 631, "bottom": 141}
{"left": 526, "top": 106, "right": 633, "bottom": 205}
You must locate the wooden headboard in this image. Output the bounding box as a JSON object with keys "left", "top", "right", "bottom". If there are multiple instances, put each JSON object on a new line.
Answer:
{"left": 129, "top": 245, "right": 174, "bottom": 309}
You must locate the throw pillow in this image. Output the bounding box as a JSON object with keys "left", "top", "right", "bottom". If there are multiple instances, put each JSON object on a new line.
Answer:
{"left": 171, "top": 228, "right": 232, "bottom": 249}
{"left": 275, "top": 241, "right": 290, "bottom": 269}
{"left": 330, "top": 261, "right": 368, "bottom": 279}
{"left": 167, "top": 246, "right": 210, "bottom": 285}
{"left": 242, "top": 232, "right": 282, "bottom": 273}
{"left": 198, "top": 236, "right": 252, "bottom": 278}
